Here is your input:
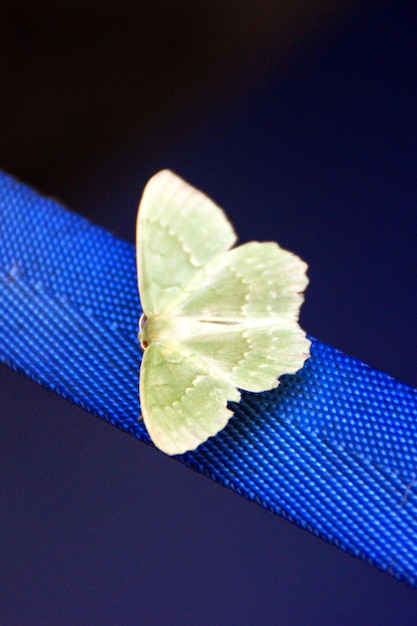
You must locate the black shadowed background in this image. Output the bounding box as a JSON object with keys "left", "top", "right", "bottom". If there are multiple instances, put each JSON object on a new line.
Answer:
{"left": 1, "top": 1, "right": 416, "bottom": 624}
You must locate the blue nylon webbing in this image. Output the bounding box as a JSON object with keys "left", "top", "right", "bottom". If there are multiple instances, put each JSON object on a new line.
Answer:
{"left": 1, "top": 172, "right": 416, "bottom": 587}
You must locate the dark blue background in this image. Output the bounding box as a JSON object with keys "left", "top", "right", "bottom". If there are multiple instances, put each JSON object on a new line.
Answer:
{"left": 1, "top": 2, "right": 416, "bottom": 623}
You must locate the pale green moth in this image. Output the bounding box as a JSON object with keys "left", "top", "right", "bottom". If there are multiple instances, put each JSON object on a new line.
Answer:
{"left": 136, "top": 170, "right": 310, "bottom": 455}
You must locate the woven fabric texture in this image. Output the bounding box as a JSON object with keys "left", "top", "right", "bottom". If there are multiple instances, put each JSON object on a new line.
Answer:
{"left": 1, "top": 172, "right": 416, "bottom": 586}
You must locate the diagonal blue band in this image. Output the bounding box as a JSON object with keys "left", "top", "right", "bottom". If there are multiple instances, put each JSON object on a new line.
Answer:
{"left": 1, "top": 172, "right": 416, "bottom": 587}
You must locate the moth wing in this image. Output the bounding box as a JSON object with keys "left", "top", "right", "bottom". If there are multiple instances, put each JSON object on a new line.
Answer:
{"left": 140, "top": 341, "right": 241, "bottom": 455}
{"left": 178, "top": 240, "right": 310, "bottom": 392}
{"left": 182, "top": 322, "right": 310, "bottom": 393}
{"left": 136, "top": 170, "right": 237, "bottom": 317}
{"left": 178, "top": 240, "right": 309, "bottom": 322}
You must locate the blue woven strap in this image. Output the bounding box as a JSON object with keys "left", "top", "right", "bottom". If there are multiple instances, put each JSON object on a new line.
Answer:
{"left": 1, "top": 172, "right": 416, "bottom": 587}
